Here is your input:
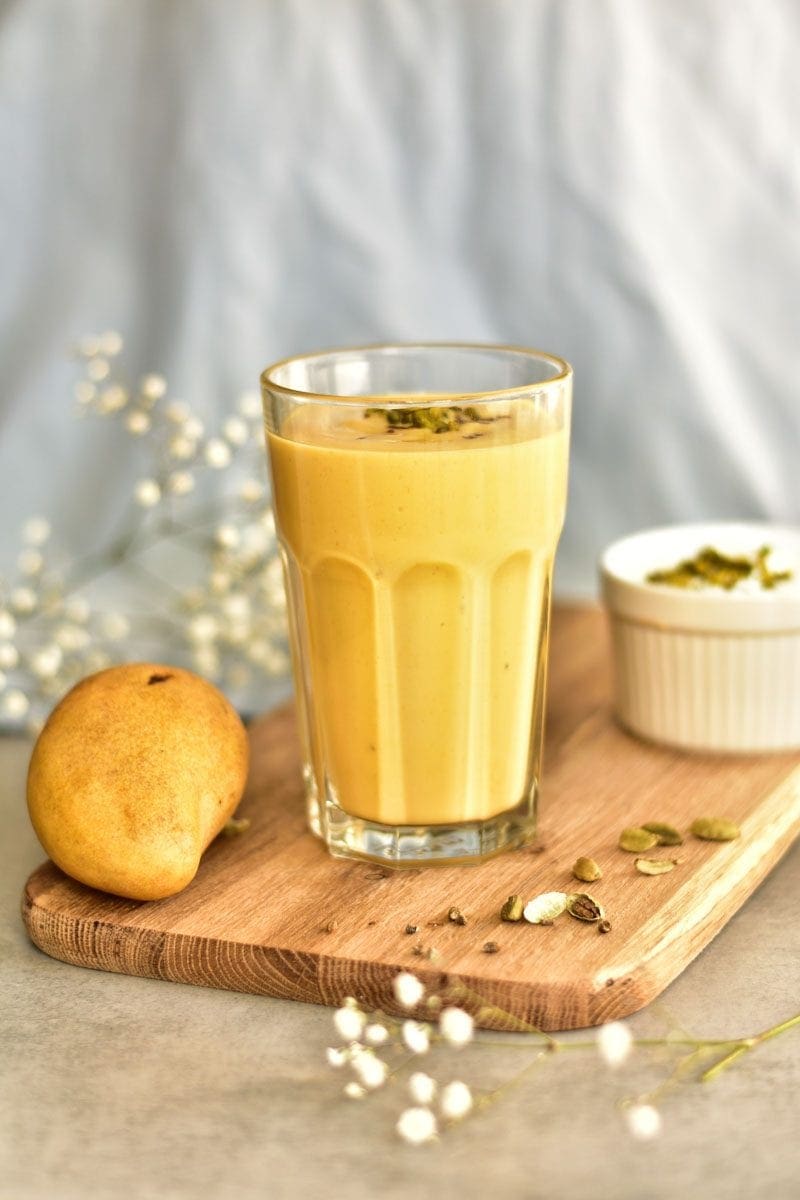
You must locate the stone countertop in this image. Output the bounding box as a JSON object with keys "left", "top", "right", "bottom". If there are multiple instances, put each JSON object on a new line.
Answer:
{"left": 2, "top": 732, "right": 799, "bottom": 1200}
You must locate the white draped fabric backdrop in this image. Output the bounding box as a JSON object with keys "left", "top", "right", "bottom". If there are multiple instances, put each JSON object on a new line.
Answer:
{"left": 1, "top": 0, "right": 799, "bottom": 599}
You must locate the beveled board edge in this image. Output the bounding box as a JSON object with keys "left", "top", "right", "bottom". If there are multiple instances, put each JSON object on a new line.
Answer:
{"left": 22, "top": 755, "right": 800, "bottom": 1034}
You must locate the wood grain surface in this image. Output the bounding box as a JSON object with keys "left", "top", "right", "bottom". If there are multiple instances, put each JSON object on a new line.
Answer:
{"left": 22, "top": 605, "right": 800, "bottom": 1031}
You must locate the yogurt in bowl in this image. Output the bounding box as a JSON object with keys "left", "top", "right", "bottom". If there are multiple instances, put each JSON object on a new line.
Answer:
{"left": 600, "top": 522, "right": 800, "bottom": 752}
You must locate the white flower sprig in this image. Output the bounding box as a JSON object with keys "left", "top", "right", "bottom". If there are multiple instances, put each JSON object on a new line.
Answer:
{"left": 0, "top": 334, "right": 290, "bottom": 732}
{"left": 324, "top": 970, "right": 800, "bottom": 1147}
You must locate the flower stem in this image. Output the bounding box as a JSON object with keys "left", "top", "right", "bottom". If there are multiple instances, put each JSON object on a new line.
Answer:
{"left": 700, "top": 1011, "right": 800, "bottom": 1083}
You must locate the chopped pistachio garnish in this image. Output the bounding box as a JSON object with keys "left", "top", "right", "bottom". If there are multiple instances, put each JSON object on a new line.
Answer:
{"left": 365, "top": 404, "right": 488, "bottom": 433}
{"left": 647, "top": 545, "right": 793, "bottom": 591}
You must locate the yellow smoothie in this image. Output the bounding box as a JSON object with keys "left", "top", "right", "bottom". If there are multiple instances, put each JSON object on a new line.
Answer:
{"left": 267, "top": 403, "right": 569, "bottom": 828}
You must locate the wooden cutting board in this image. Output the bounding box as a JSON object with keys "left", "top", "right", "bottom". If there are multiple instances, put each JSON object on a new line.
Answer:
{"left": 22, "top": 606, "right": 800, "bottom": 1031}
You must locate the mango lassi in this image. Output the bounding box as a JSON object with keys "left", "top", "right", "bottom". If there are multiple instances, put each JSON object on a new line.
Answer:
{"left": 265, "top": 394, "right": 570, "bottom": 859}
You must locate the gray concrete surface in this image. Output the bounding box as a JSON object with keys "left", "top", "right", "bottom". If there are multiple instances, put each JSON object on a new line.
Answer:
{"left": 2, "top": 733, "right": 799, "bottom": 1200}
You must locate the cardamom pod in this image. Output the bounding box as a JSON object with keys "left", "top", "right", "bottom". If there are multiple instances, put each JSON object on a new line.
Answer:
{"left": 641, "top": 821, "right": 683, "bottom": 846}
{"left": 566, "top": 893, "right": 605, "bottom": 922}
{"left": 691, "top": 817, "right": 741, "bottom": 842}
{"left": 635, "top": 857, "right": 678, "bottom": 875}
{"left": 500, "top": 894, "right": 524, "bottom": 922}
{"left": 523, "top": 892, "right": 568, "bottom": 924}
{"left": 619, "top": 826, "right": 659, "bottom": 853}
{"left": 572, "top": 856, "right": 602, "bottom": 882}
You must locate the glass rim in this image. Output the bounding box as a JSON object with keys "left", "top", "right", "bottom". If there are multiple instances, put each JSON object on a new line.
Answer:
{"left": 260, "top": 341, "right": 572, "bottom": 407}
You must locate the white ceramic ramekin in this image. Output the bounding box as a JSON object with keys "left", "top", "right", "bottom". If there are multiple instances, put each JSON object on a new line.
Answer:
{"left": 600, "top": 522, "right": 800, "bottom": 753}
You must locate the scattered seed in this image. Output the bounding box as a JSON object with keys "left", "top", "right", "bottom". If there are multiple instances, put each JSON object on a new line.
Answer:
{"left": 405, "top": 924, "right": 419, "bottom": 935}
{"left": 482, "top": 941, "right": 500, "bottom": 954}
{"left": 641, "top": 821, "right": 683, "bottom": 846}
{"left": 635, "top": 857, "right": 678, "bottom": 876}
{"left": 691, "top": 817, "right": 741, "bottom": 842}
{"left": 448, "top": 907, "right": 467, "bottom": 926}
{"left": 523, "top": 892, "right": 569, "bottom": 924}
{"left": 222, "top": 816, "right": 250, "bottom": 837}
{"left": 500, "top": 894, "right": 524, "bottom": 922}
{"left": 572, "top": 856, "right": 602, "bottom": 882}
{"left": 598, "top": 919, "right": 612, "bottom": 934}
{"left": 323, "top": 918, "right": 339, "bottom": 933}
{"left": 619, "top": 826, "right": 659, "bottom": 853}
{"left": 566, "top": 893, "right": 605, "bottom": 923}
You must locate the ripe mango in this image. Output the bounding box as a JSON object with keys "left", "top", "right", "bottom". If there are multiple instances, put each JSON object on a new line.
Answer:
{"left": 27, "top": 663, "right": 249, "bottom": 900}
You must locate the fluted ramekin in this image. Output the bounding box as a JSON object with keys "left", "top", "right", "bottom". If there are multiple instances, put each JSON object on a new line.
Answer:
{"left": 600, "top": 522, "right": 800, "bottom": 753}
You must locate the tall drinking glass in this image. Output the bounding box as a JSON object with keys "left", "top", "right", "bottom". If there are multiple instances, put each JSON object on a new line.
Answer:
{"left": 261, "top": 344, "right": 571, "bottom": 866}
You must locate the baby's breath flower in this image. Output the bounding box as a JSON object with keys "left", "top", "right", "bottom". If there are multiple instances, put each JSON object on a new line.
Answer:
{"left": 351, "top": 1049, "right": 388, "bottom": 1090}
{"left": 192, "top": 647, "right": 220, "bottom": 677}
{"left": 393, "top": 972, "right": 425, "bottom": 1009}
{"left": 134, "top": 479, "right": 161, "bottom": 508}
{"left": 625, "top": 1103, "right": 662, "bottom": 1141}
{"left": 140, "top": 373, "right": 167, "bottom": 401}
{"left": 343, "top": 1082, "right": 365, "bottom": 1100}
{"left": 0, "top": 643, "right": 20, "bottom": 670}
{"left": 205, "top": 438, "right": 232, "bottom": 469}
{"left": 125, "top": 410, "right": 151, "bottom": 435}
{"left": 87, "top": 357, "right": 110, "bottom": 382}
{"left": 74, "top": 381, "right": 96, "bottom": 406}
{"left": 165, "top": 400, "right": 190, "bottom": 423}
{"left": 0, "top": 670, "right": 6, "bottom": 691}
{"left": 364, "top": 1024, "right": 389, "bottom": 1046}
{"left": 238, "top": 390, "right": 262, "bottom": 418}
{"left": 22, "top": 517, "right": 51, "bottom": 546}
{"left": 334, "top": 1006, "right": 366, "bottom": 1043}
{"left": 222, "top": 593, "right": 250, "bottom": 620}
{"left": 29, "top": 645, "right": 63, "bottom": 679}
{"left": 439, "top": 1007, "right": 474, "bottom": 1047}
{"left": 597, "top": 1021, "right": 633, "bottom": 1068}
{"left": 440, "top": 1081, "right": 473, "bottom": 1121}
{"left": 396, "top": 1107, "right": 437, "bottom": 1146}
{"left": 239, "top": 478, "right": 265, "bottom": 503}
{"left": 97, "top": 385, "right": 127, "bottom": 413}
{"left": 215, "top": 524, "right": 240, "bottom": 550}
{"left": 78, "top": 336, "right": 101, "bottom": 358}
{"left": 223, "top": 416, "right": 249, "bottom": 446}
{"left": 18, "top": 549, "right": 44, "bottom": 576}
{"left": 408, "top": 1072, "right": 437, "bottom": 1105}
{"left": 188, "top": 614, "right": 219, "bottom": 644}
{"left": 55, "top": 624, "right": 91, "bottom": 651}
{"left": 0, "top": 611, "right": 17, "bottom": 639}
{"left": 10, "top": 587, "right": 37, "bottom": 614}
{"left": 98, "top": 331, "right": 123, "bottom": 357}
{"left": 326, "top": 1047, "right": 348, "bottom": 1068}
{"left": 64, "top": 597, "right": 90, "bottom": 623}
{"left": 167, "top": 471, "right": 195, "bottom": 496}
{"left": 1, "top": 689, "right": 30, "bottom": 719}
{"left": 84, "top": 650, "right": 111, "bottom": 673}
{"left": 101, "top": 613, "right": 131, "bottom": 641}
{"left": 182, "top": 416, "right": 204, "bottom": 441}
{"left": 18, "top": 549, "right": 43, "bottom": 576}
{"left": 402, "top": 1021, "right": 430, "bottom": 1055}
{"left": 168, "top": 435, "right": 196, "bottom": 461}
{"left": 209, "top": 571, "right": 232, "bottom": 595}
